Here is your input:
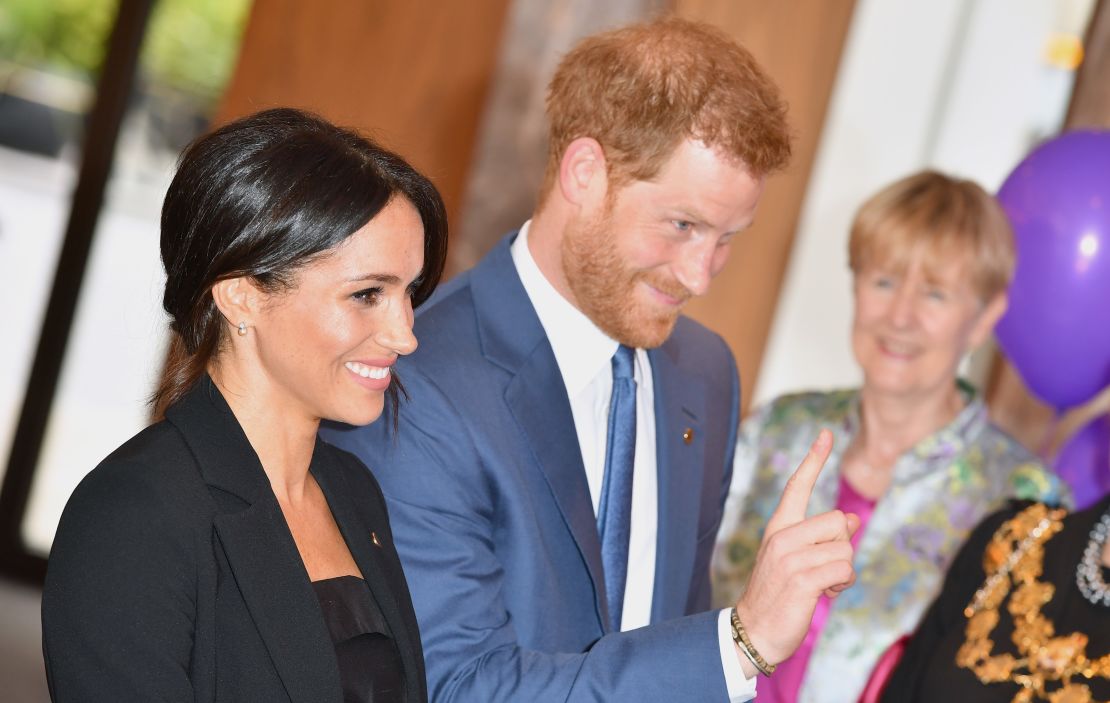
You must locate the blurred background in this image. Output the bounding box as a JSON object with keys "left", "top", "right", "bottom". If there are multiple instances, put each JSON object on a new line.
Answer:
{"left": 0, "top": 0, "right": 1105, "bottom": 699}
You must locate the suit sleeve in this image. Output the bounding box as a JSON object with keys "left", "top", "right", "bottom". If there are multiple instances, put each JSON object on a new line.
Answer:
{"left": 42, "top": 461, "right": 198, "bottom": 702}
{"left": 322, "top": 369, "right": 730, "bottom": 703}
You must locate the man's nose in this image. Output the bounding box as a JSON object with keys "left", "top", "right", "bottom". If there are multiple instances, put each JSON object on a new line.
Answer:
{"left": 672, "top": 239, "right": 718, "bottom": 297}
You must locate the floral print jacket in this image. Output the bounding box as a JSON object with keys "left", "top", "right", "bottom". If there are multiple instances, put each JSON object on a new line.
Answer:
{"left": 712, "top": 385, "right": 1070, "bottom": 703}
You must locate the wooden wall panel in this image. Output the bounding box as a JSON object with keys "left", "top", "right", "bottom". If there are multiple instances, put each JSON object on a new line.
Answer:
{"left": 673, "top": 0, "right": 858, "bottom": 413}
{"left": 986, "top": 0, "right": 1110, "bottom": 450}
{"left": 216, "top": 0, "right": 512, "bottom": 233}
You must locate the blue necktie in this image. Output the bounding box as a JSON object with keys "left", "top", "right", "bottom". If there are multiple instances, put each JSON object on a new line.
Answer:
{"left": 597, "top": 344, "right": 637, "bottom": 632}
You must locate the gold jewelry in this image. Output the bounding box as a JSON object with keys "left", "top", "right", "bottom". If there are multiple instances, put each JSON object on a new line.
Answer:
{"left": 730, "top": 608, "right": 775, "bottom": 676}
{"left": 956, "top": 503, "right": 1110, "bottom": 702}
{"left": 237, "top": 321, "right": 247, "bottom": 336}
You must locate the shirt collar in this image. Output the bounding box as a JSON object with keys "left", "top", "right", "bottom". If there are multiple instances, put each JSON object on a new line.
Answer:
{"left": 842, "top": 379, "right": 989, "bottom": 479}
{"left": 511, "top": 220, "right": 620, "bottom": 399}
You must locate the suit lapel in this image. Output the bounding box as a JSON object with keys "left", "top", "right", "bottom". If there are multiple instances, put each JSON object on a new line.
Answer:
{"left": 167, "top": 380, "right": 342, "bottom": 703}
{"left": 314, "top": 457, "right": 424, "bottom": 702}
{"left": 472, "top": 235, "right": 610, "bottom": 630}
{"left": 649, "top": 341, "right": 707, "bottom": 622}
{"left": 504, "top": 346, "right": 610, "bottom": 627}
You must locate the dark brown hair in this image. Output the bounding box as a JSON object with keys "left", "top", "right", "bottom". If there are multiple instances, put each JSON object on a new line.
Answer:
{"left": 153, "top": 107, "right": 448, "bottom": 417}
{"left": 542, "top": 16, "right": 792, "bottom": 198}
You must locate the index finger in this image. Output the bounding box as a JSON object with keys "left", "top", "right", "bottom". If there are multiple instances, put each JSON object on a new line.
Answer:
{"left": 766, "top": 429, "right": 833, "bottom": 534}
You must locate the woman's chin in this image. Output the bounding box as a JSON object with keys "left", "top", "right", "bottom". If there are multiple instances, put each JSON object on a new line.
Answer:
{"left": 328, "top": 402, "right": 386, "bottom": 428}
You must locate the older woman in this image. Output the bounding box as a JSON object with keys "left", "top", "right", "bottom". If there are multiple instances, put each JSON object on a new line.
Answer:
{"left": 41, "top": 108, "right": 447, "bottom": 702}
{"left": 712, "top": 170, "right": 1069, "bottom": 703}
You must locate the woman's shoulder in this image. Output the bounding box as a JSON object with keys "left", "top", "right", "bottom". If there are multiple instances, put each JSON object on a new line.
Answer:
{"left": 975, "top": 422, "right": 1072, "bottom": 506}
{"left": 57, "top": 421, "right": 210, "bottom": 537}
{"left": 755, "top": 387, "right": 857, "bottom": 427}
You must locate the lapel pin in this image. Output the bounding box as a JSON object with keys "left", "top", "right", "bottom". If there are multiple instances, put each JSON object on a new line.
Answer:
{"left": 682, "top": 428, "right": 694, "bottom": 445}
{"left": 371, "top": 531, "right": 382, "bottom": 548}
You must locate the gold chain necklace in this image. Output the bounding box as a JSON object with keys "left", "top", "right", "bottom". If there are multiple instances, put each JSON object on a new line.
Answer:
{"left": 957, "top": 503, "right": 1110, "bottom": 703}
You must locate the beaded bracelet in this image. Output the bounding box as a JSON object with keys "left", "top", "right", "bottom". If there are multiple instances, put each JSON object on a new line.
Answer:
{"left": 730, "top": 608, "right": 775, "bottom": 676}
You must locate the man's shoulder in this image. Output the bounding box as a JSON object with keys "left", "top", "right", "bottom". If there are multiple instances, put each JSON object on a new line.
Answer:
{"left": 410, "top": 272, "right": 484, "bottom": 359}
{"left": 662, "top": 315, "right": 737, "bottom": 377}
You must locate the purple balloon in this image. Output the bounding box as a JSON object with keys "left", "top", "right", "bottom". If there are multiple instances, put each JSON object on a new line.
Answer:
{"left": 995, "top": 130, "right": 1110, "bottom": 410}
{"left": 1053, "top": 414, "right": 1110, "bottom": 510}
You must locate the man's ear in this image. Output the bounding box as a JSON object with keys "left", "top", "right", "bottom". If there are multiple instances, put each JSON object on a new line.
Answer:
{"left": 558, "top": 137, "right": 608, "bottom": 207}
{"left": 210, "top": 276, "right": 264, "bottom": 335}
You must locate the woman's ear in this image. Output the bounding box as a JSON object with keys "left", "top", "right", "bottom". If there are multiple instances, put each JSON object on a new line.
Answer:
{"left": 558, "top": 137, "right": 609, "bottom": 207}
{"left": 969, "top": 292, "right": 1008, "bottom": 349}
{"left": 210, "top": 276, "right": 264, "bottom": 337}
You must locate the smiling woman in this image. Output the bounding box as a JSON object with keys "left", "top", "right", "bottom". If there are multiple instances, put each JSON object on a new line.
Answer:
{"left": 712, "top": 170, "right": 1070, "bottom": 703}
{"left": 41, "top": 108, "right": 447, "bottom": 703}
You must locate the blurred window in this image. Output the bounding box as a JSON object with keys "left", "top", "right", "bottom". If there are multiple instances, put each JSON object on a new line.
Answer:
{"left": 0, "top": 0, "right": 251, "bottom": 561}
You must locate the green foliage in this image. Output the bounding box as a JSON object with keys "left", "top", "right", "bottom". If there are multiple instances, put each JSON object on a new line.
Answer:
{"left": 143, "top": 0, "right": 251, "bottom": 104}
{"left": 0, "top": 0, "right": 118, "bottom": 79}
{"left": 0, "top": 0, "right": 251, "bottom": 103}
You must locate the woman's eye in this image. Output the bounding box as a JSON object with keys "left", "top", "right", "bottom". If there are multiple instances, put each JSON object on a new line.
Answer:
{"left": 873, "top": 276, "right": 893, "bottom": 289}
{"left": 925, "top": 288, "right": 947, "bottom": 301}
{"left": 352, "top": 287, "right": 383, "bottom": 305}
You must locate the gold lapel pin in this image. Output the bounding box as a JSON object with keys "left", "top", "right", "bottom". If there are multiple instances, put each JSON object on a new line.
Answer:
{"left": 371, "top": 531, "right": 382, "bottom": 548}
{"left": 682, "top": 428, "right": 694, "bottom": 445}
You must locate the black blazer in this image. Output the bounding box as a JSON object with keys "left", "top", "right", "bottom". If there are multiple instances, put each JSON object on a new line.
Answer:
{"left": 42, "top": 378, "right": 427, "bottom": 702}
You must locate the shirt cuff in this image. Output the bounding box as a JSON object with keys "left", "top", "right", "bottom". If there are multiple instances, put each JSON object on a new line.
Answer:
{"left": 718, "top": 608, "right": 758, "bottom": 702}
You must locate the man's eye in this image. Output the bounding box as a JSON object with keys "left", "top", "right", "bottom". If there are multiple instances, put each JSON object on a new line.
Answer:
{"left": 672, "top": 220, "right": 693, "bottom": 232}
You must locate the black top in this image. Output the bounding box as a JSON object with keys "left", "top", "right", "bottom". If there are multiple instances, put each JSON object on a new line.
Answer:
{"left": 313, "top": 576, "right": 404, "bottom": 703}
{"left": 882, "top": 496, "right": 1110, "bottom": 702}
{"left": 42, "top": 377, "right": 427, "bottom": 702}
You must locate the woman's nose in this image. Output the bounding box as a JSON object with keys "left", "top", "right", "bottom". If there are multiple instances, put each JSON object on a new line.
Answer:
{"left": 377, "top": 302, "right": 418, "bottom": 356}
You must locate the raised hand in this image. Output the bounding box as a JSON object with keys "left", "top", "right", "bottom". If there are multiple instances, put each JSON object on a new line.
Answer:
{"left": 733, "top": 430, "right": 859, "bottom": 673}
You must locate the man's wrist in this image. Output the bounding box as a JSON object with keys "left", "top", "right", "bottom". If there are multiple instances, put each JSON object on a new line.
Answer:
{"left": 733, "top": 641, "right": 759, "bottom": 679}
{"left": 730, "top": 607, "right": 775, "bottom": 676}
{"left": 717, "top": 608, "right": 759, "bottom": 699}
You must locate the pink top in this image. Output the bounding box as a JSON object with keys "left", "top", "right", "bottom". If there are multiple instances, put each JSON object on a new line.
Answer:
{"left": 759, "top": 475, "right": 877, "bottom": 703}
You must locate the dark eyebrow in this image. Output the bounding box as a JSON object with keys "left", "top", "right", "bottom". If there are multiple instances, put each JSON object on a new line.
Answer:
{"left": 346, "top": 273, "right": 403, "bottom": 285}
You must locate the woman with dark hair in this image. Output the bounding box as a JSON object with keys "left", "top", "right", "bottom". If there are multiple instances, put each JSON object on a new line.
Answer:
{"left": 41, "top": 107, "right": 447, "bottom": 703}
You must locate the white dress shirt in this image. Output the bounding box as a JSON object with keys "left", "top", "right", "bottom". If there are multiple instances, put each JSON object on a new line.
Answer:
{"left": 511, "top": 222, "right": 756, "bottom": 702}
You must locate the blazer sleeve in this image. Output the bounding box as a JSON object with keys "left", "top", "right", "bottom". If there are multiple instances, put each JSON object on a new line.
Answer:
{"left": 323, "top": 369, "right": 730, "bottom": 703}
{"left": 42, "top": 459, "right": 199, "bottom": 702}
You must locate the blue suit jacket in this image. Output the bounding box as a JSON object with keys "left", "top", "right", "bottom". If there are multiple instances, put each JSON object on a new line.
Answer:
{"left": 321, "top": 233, "right": 741, "bottom": 702}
